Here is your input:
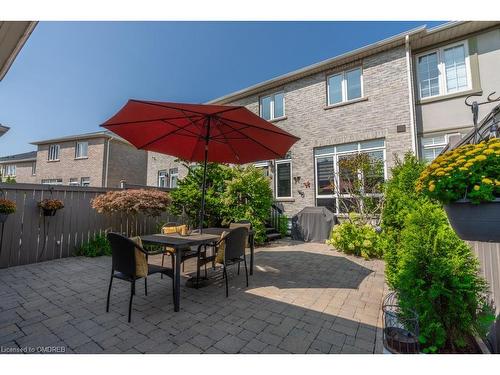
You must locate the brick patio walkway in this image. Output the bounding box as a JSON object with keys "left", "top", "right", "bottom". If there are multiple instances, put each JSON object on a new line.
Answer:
{"left": 0, "top": 241, "right": 385, "bottom": 354}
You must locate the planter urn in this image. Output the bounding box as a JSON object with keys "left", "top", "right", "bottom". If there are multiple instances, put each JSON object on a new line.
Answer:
{"left": 444, "top": 198, "right": 500, "bottom": 242}
{"left": 42, "top": 208, "right": 58, "bottom": 217}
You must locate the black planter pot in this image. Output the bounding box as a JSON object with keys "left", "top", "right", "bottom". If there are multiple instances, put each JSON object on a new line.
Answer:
{"left": 444, "top": 198, "right": 500, "bottom": 242}
{"left": 0, "top": 212, "right": 10, "bottom": 223}
{"left": 42, "top": 208, "right": 57, "bottom": 217}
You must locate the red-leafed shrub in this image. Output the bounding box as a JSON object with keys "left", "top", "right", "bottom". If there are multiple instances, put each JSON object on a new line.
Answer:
{"left": 91, "top": 189, "right": 171, "bottom": 216}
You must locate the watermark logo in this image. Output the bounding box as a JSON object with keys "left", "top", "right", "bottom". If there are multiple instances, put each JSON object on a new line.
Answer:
{"left": 1, "top": 345, "right": 67, "bottom": 353}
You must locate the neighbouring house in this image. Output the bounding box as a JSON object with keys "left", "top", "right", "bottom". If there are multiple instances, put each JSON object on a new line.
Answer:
{"left": 28, "top": 131, "right": 148, "bottom": 187}
{"left": 0, "top": 124, "right": 9, "bottom": 138}
{"left": 0, "top": 151, "right": 37, "bottom": 183}
{"left": 145, "top": 21, "right": 500, "bottom": 218}
{"left": 412, "top": 22, "right": 500, "bottom": 161}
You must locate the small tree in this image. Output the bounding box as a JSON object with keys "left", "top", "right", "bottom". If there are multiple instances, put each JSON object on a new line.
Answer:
{"left": 92, "top": 189, "right": 171, "bottom": 216}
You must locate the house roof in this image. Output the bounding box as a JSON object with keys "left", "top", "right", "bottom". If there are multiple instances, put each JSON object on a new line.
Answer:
{"left": 30, "top": 130, "right": 130, "bottom": 146}
{"left": 0, "top": 21, "right": 37, "bottom": 81}
{"left": 0, "top": 124, "right": 9, "bottom": 136}
{"left": 0, "top": 151, "right": 36, "bottom": 163}
{"left": 207, "top": 21, "right": 500, "bottom": 105}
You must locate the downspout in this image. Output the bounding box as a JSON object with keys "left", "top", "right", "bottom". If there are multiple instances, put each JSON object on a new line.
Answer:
{"left": 405, "top": 34, "right": 418, "bottom": 157}
{"left": 104, "top": 137, "right": 111, "bottom": 187}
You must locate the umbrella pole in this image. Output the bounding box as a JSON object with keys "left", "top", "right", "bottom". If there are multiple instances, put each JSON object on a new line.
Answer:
{"left": 199, "top": 117, "right": 211, "bottom": 233}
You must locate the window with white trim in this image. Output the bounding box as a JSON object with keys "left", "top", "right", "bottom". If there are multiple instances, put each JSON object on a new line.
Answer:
{"left": 158, "top": 170, "right": 167, "bottom": 188}
{"left": 314, "top": 139, "right": 386, "bottom": 214}
{"left": 416, "top": 41, "right": 471, "bottom": 99}
{"left": 260, "top": 91, "right": 285, "bottom": 121}
{"left": 48, "top": 144, "right": 60, "bottom": 161}
{"left": 3, "top": 164, "right": 16, "bottom": 177}
{"left": 327, "top": 67, "right": 363, "bottom": 106}
{"left": 80, "top": 177, "right": 90, "bottom": 187}
{"left": 69, "top": 178, "right": 79, "bottom": 186}
{"left": 420, "top": 133, "right": 463, "bottom": 162}
{"left": 41, "top": 178, "right": 63, "bottom": 185}
{"left": 75, "top": 141, "right": 88, "bottom": 159}
{"left": 169, "top": 168, "right": 178, "bottom": 188}
{"left": 275, "top": 159, "right": 292, "bottom": 199}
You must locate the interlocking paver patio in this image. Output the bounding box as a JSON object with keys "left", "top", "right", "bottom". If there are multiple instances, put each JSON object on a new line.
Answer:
{"left": 0, "top": 240, "right": 385, "bottom": 354}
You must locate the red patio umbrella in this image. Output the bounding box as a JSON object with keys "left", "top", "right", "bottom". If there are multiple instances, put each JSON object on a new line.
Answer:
{"left": 101, "top": 100, "right": 299, "bottom": 230}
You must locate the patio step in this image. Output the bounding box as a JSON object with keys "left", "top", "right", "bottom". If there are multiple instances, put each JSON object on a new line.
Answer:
{"left": 266, "top": 232, "right": 282, "bottom": 241}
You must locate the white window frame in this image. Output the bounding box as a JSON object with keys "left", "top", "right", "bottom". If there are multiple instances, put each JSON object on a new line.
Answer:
{"left": 420, "top": 133, "right": 462, "bottom": 162}
{"left": 314, "top": 140, "right": 386, "bottom": 215}
{"left": 327, "top": 66, "right": 364, "bottom": 106}
{"left": 3, "top": 164, "right": 16, "bottom": 177}
{"left": 75, "top": 141, "right": 88, "bottom": 159}
{"left": 31, "top": 161, "right": 36, "bottom": 176}
{"left": 275, "top": 159, "right": 293, "bottom": 199}
{"left": 260, "top": 91, "right": 285, "bottom": 121}
{"left": 158, "top": 170, "right": 168, "bottom": 188}
{"left": 48, "top": 144, "right": 60, "bottom": 161}
{"left": 416, "top": 40, "right": 472, "bottom": 100}
{"left": 168, "top": 168, "right": 179, "bottom": 188}
{"left": 41, "top": 178, "right": 63, "bottom": 185}
{"left": 80, "top": 177, "right": 90, "bottom": 187}
{"left": 69, "top": 178, "right": 80, "bottom": 186}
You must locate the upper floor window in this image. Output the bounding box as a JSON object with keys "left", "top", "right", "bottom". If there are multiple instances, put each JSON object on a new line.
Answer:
{"left": 169, "top": 168, "right": 179, "bottom": 188}
{"left": 48, "top": 144, "right": 60, "bottom": 161}
{"left": 260, "top": 91, "right": 285, "bottom": 121}
{"left": 327, "top": 67, "right": 363, "bottom": 106}
{"left": 158, "top": 170, "right": 168, "bottom": 188}
{"left": 3, "top": 164, "right": 16, "bottom": 177}
{"left": 75, "top": 141, "right": 88, "bottom": 159}
{"left": 416, "top": 41, "right": 471, "bottom": 99}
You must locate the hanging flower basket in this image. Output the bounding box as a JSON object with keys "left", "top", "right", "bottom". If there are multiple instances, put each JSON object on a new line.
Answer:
{"left": 444, "top": 198, "right": 500, "bottom": 242}
{"left": 0, "top": 198, "right": 16, "bottom": 223}
{"left": 38, "top": 199, "right": 64, "bottom": 217}
{"left": 417, "top": 137, "right": 500, "bottom": 242}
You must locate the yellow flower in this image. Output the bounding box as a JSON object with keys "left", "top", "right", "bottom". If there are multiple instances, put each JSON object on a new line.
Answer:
{"left": 456, "top": 158, "right": 467, "bottom": 164}
{"left": 464, "top": 162, "right": 473, "bottom": 168}
{"left": 482, "top": 178, "right": 493, "bottom": 185}
{"left": 444, "top": 166, "right": 453, "bottom": 172}
{"left": 459, "top": 167, "right": 468, "bottom": 171}
{"left": 473, "top": 185, "right": 480, "bottom": 191}
{"left": 429, "top": 184, "right": 436, "bottom": 192}
{"left": 495, "top": 179, "right": 500, "bottom": 186}
{"left": 474, "top": 155, "right": 487, "bottom": 161}
{"left": 483, "top": 148, "right": 494, "bottom": 155}
{"left": 488, "top": 143, "right": 500, "bottom": 149}
{"left": 436, "top": 171, "right": 446, "bottom": 176}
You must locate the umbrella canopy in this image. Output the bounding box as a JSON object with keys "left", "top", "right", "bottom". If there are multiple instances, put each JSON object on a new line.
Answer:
{"left": 101, "top": 100, "right": 299, "bottom": 164}
{"left": 101, "top": 100, "right": 300, "bottom": 230}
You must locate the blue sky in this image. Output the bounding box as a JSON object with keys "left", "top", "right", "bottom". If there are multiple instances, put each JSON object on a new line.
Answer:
{"left": 0, "top": 21, "right": 446, "bottom": 156}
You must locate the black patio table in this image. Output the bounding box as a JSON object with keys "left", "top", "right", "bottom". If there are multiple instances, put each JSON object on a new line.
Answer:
{"left": 140, "top": 233, "right": 219, "bottom": 312}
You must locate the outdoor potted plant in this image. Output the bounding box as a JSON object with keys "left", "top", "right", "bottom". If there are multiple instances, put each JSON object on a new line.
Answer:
{"left": 38, "top": 198, "right": 64, "bottom": 216}
{"left": 0, "top": 198, "right": 16, "bottom": 223}
{"left": 417, "top": 137, "right": 500, "bottom": 242}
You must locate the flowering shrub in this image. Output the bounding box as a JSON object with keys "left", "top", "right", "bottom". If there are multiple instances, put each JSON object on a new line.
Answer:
{"left": 38, "top": 199, "right": 64, "bottom": 211}
{"left": 92, "top": 189, "right": 171, "bottom": 216}
{"left": 0, "top": 198, "right": 16, "bottom": 214}
{"left": 417, "top": 137, "right": 500, "bottom": 203}
{"left": 326, "top": 213, "right": 382, "bottom": 259}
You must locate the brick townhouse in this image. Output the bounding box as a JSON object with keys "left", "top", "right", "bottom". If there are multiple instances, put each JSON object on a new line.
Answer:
{"left": 5, "top": 131, "right": 149, "bottom": 187}
{"left": 147, "top": 21, "right": 500, "bottom": 217}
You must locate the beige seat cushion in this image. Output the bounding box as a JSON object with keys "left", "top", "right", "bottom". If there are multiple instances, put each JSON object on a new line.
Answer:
{"left": 161, "top": 224, "right": 188, "bottom": 254}
{"left": 130, "top": 236, "right": 148, "bottom": 278}
{"left": 215, "top": 231, "right": 230, "bottom": 264}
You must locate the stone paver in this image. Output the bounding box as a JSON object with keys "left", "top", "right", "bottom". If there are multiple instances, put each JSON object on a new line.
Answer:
{"left": 0, "top": 241, "right": 385, "bottom": 354}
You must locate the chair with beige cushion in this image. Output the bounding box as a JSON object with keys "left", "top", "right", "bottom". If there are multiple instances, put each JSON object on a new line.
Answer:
{"left": 106, "top": 232, "right": 174, "bottom": 322}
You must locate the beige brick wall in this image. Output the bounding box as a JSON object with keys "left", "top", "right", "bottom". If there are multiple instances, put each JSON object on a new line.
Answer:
{"left": 0, "top": 160, "right": 37, "bottom": 183}
{"left": 106, "top": 139, "right": 148, "bottom": 188}
{"left": 146, "top": 152, "right": 188, "bottom": 187}
{"left": 35, "top": 138, "right": 106, "bottom": 186}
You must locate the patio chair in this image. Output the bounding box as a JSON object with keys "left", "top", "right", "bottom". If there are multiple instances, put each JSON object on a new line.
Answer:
{"left": 160, "top": 222, "right": 205, "bottom": 277}
{"left": 197, "top": 226, "right": 249, "bottom": 297}
{"left": 106, "top": 232, "right": 175, "bottom": 323}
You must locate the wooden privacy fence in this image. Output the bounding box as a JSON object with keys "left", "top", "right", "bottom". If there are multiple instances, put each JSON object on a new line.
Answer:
{"left": 0, "top": 183, "right": 176, "bottom": 269}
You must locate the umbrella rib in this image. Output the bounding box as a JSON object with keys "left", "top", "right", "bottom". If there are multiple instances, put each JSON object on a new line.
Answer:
{"left": 160, "top": 119, "right": 203, "bottom": 138}
{"left": 218, "top": 117, "right": 300, "bottom": 140}
{"left": 137, "top": 125, "right": 190, "bottom": 149}
{"left": 217, "top": 118, "right": 285, "bottom": 159}
{"left": 215, "top": 117, "right": 242, "bottom": 162}
{"left": 101, "top": 114, "right": 203, "bottom": 127}
{"left": 211, "top": 125, "right": 251, "bottom": 140}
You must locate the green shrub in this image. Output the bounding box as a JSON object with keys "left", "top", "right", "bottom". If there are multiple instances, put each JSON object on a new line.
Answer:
{"left": 277, "top": 215, "right": 289, "bottom": 238}
{"left": 394, "top": 201, "right": 493, "bottom": 353}
{"left": 326, "top": 213, "right": 382, "bottom": 259}
{"left": 76, "top": 234, "right": 112, "bottom": 257}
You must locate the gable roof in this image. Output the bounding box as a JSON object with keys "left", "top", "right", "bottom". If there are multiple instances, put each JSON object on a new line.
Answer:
{"left": 30, "top": 130, "right": 131, "bottom": 146}
{"left": 0, "top": 151, "right": 36, "bottom": 163}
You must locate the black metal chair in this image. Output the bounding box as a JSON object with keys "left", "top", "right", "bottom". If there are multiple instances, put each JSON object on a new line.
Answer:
{"left": 106, "top": 232, "right": 175, "bottom": 322}
{"left": 198, "top": 226, "right": 249, "bottom": 297}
